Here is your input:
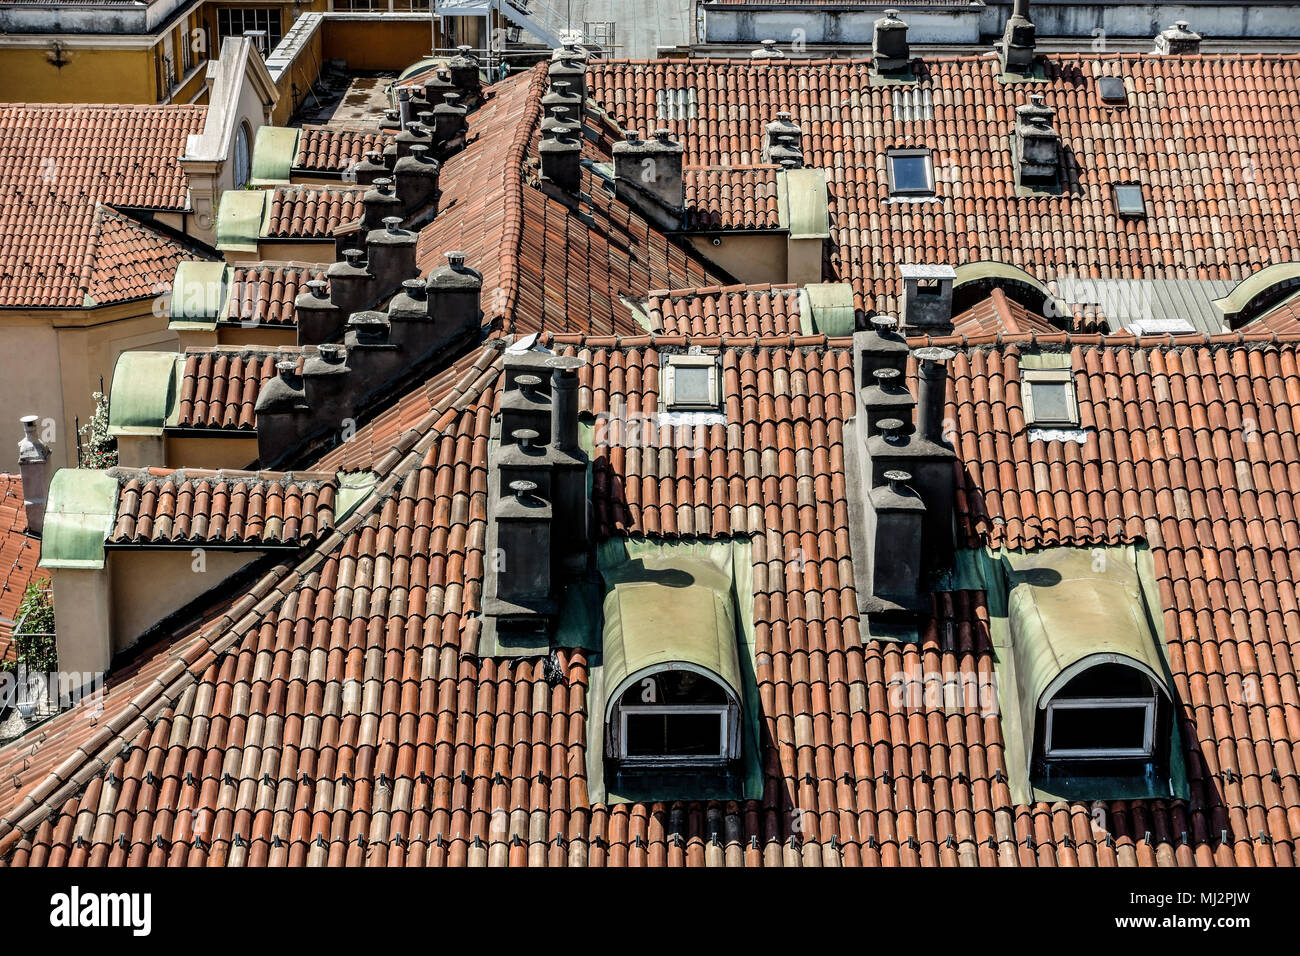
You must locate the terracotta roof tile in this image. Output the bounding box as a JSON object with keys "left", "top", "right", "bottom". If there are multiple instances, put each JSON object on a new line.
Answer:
{"left": 684, "top": 165, "right": 781, "bottom": 231}
{"left": 952, "top": 288, "right": 1059, "bottom": 336}
{"left": 224, "top": 263, "right": 325, "bottom": 327}
{"left": 1251, "top": 293, "right": 1300, "bottom": 335}
{"left": 0, "top": 103, "right": 205, "bottom": 308}
{"left": 646, "top": 283, "right": 803, "bottom": 335}
{"left": 0, "top": 476, "right": 45, "bottom": 661}
{"left": 85, "top": 206, "right": 209, "bottom": 306}
{"left": 106, "top": 467, "right": 337, "bottom": 547}
{"left": 265, "top": 185, "right": 365, "bottom": 239}
{"left": 176, "top": 347, "right": 303, "bottom": 431}
{"left": 587, "top": 54, "right": 1300, "bottom": 315}
{"left": 293, "top": 125, "right": 389, "bottom": 174}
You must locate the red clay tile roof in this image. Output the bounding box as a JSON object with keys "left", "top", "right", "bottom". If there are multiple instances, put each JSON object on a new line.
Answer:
{"left": 106, "top": 467, "right": 337, "bottom": 547}
{"left": 0, "top": 103, "right": 206, "bottom": 309}
{"left": 176, "top": 348, "right": 302, "bottom": 431}
{"left": 586, "top": 54, "right": 1300, "bottom": 316}
{"left": 293, "top": 125, "right": 389, "bottom": 174}
{"left": 684, "top": 165, "right": 781, "bottom": 231}
{"left": 952, "top": 287, "right": 1059, "bottom": 336}
{"left": 414, "top": 65, "right": 722, "bottom": 340}
{"left": 0, "top": 476, "right": 45, "bottom": 662}
{"left": 9, "top": 330, "right": 1300, "bottom": 865}
{"left": 85, "top": 205, "right": 209, "bottom": 307}
{"left": 646, "top": 283, "right": 803, "bottom": 335}
{"left": 1251, "top": 293, "right": 1300, "bottom": 335}
{"left": 225, "top": 263, "right": 324, "bottom": 327}
{"left": 265, "top": 185, "right": 365, "bottom": 240}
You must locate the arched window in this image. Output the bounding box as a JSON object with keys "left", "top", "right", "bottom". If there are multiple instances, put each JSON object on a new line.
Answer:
{"left": 1041, "top": 662, "right": 1159, "bottom": 760}
{"left": 607, "top": 665, "right": 740, "bottom": 767}
{"left": 233, "top": 122, "right": 252, "bottom": 190}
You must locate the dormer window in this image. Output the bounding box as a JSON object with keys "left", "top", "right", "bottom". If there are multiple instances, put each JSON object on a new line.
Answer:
{"left": 663, "top": 354, "right": 719, "bottom": 412}
{"left": 1021, "top": 367, "right": 1078, "bottom": 427}
{"left": 1097, "top": 75, "right": 1127, "bottom": 105}
{"left": 886, "top": 148, "right": 934, "bottom": 197}
{"left": 1043, "top": 663, "right": 1158, "bottom": 759}
{"left": 1113, "top": 183, "right": 1145, "bottom": 217}
{"left": 613, "top": 668, "right": 738, "bottom": 767}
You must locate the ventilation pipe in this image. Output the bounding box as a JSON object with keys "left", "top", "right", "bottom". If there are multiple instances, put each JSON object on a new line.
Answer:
{"left": 1155, "top": 20, "right": 1202, "bottom": 55}
{"left": 17, "top": 415, "right": 50, "bottom": 536}
{"left": 998, "top": 0, "right": 1036, "bottom": 74}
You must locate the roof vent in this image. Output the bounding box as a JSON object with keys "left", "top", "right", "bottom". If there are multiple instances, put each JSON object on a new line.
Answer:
{"left": 1014, "top": 93, "right": 1061, "bottom": 189}
{"left": 1098, "top": 75, "right": 1127, "bottom": 104}
{"left": 762, "top": 111, "right": 803, "bottom": 168}
{"left": 751, "top": 38, "right": 785, "bottom": 59}
{"left": 1155, "top": 20, "right": 1201, "bottom": 55}
{"left": 17, "top": 415, "right": 50, "bottom": 536}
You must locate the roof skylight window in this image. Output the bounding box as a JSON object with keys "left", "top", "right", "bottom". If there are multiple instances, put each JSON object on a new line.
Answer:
{"left": 655, "top": 87, "right": 697, "bottom": 121}
{"left": 1022, "top": 368, "right": 1078, "bottom": 427}
{"left": 886, "top": 148, "right": 935, "bottom": 197}
{"left": 1097, "top": 76, "right": 1127, "bottom": 104}
{"left": 1113, "top": 183, "right": 1145, "bottom": 217}
{"left": 663, "top": 354, "right": 719, "bottom": 411}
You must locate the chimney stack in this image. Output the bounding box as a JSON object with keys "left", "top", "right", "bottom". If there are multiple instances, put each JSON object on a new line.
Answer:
{"left": 762, "top": 111, "right": 803, "bottom": 168}
{"left": 1014, "top": 93, "right": 1060, "bottom": 189}
{"left": 447, "top": 45, "right": 482, "bottom": 109}
{"left": 397, "top": 86, "right": 414, "bottom": 128}
{"left": 612, "top": 128, "right": 685, "bottom": 231}
{"left": 254, "top": 360, "right": 308, "bottom": 467}
{"left": 430, "top": 93, "right": 469, "bottom": 157}
{"left": 750, "top": 39, "right": 786, "bottom": 59}
{"left": 547, "top": 48, "right": 587, "bottom": 105}
{"left": 899, "top": 264, "right": 956, "bottom": 335}
{"left": 352, "top": 149, "right": 390, "bottom": 187}
{"left": 423, "top": 67, "right": 456, "bottom": 106}
{"left": 362, "top": 176, "right": 403, "bottom": 230}
{"left": 868, "top": 469, "right": 926, "bottom": 611}
{"left": 914, "top": 346, "right": 956, "bottom": 446}
{"left": 427, "top": 250, "right": 483, "bottom": 339}
{"left": 326, "top": 247, "right": 375, "bottom": 317}
{"left": 17, "top": 416, "right": 50, "bottom": 536}
{"left": 542, "top": 81, "right": 582, "bottom": 126}
{"left": 872, "top": 10, "right": 910, "bottom": 75}
{"left": 539, "top": 126, "right": 583, "bottom": 194}
{"left": 1155, "top": 20, "right": 1202, "bottom": 55}
{"left": 300, "top": 343, "right": 354, "bottom": 444}
{"left": 546, "top": 355, "right": 589, "bottom": 572}
{"left": 393, "top": 144, "right": 441, "bottom": 219}
{"left": 366, "top": 216, "right": 419, "bottom": 296}
{"left": 997, "top": 0, "right": 1036, "bottom": 74}
{"left": 295, "top": 277, "right": 343, "bottom": 346}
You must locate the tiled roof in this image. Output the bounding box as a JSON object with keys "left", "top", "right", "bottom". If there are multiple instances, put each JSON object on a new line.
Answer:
{"left": 414, "top": 65, "right": 721, "bottom": 341}
{"left": 0, "top": 476, "right": 45, "bottom": 662}
{"left": 0, "top": 103, "right": 206, "bottom": 308}
{"left": 586, "top": 54, "right": 1300, "bottom": 316}
{"left": 106, "top": 467, "right": 336, "bottom": 547}
{"left": 176, "top": 348, "right": 301, "bottom": 431}
{"left": 10, "top": 329, "right": 1300, "bottom": 865}
{"left": 952, "top": 288, "right": 1058, "bottom": 336}
{"left": 646, "top": 283, "right": 803, "bottom": 335}
{"left": 265, "top": 185, "right": 365, "bottom": 240}
{"left": 293, "top": 125, "right": 388, "bottom": 174}
{"left": 225, "top": 263, "right": 324, "bottom": 327}
{"left": 1252, "top": 293, "right": 1300, "bottom": 335}
{"left": 85, "top": 206, "right": 208, "bottom": 307}
{"left": 684, "top": 165, "right": 781, "bottom": 231}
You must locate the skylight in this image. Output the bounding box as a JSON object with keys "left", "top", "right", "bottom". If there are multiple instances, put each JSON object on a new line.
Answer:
{"left": 663, "top": 354, "right": 719, "bottom": 411}
{"left": 1113, "top": 183, "right": 1145, "bottom": 217}
{"left": 886, "top": 148, "right": 934, "bottom": 197}
{"left": 1022, "top": 368, "right": 1078, "bottom": 427}
{"left": 1098, "top": 75, "right": 1127, "bottom": 104}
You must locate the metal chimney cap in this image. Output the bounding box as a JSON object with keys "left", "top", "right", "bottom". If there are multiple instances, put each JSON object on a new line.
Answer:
{"left": 512, "top": 427, "right": 540, "bottom": 448}
{"left": 883, "top": 469, "right": 912, "bottom": 492}
{"left": 383, "top": 216, "right": 403, "bottom": 233}
{"left": 913, "top": 346, "right": 958, "bottom": 363}
{"left": 373, "top": 176, "right": 394, "bottom": 193}
{"left": 364, "top": 150, "right": 382, "bottom": 162}
{"left": 445, "top": 250, "right": 467, "bottom": 269}
{"left": 653, "top": 127, "right": 674, "bottom": 141}
{"left": 19, "top": 414, "right": 39, "bottom": 427}
{"left": 343, "top": 248, "right": 365, "bottom": 262}
{"left": 544, "top": 355, "right": 586, "bottom": 371}
{"left": 305, "top": 279, "right": 329, "bottom": 295}
{"left": 402, "top": 277, "right": 426, "bottom": 295}
{"left": 515, "top": 373, "right": 543, "bottom": 390}
{"left": 509, "top": 479, "right": 538, "bottom": 500}
{"left": 870, "top": 314, "right": 899, "bottom": 332}
{"left": 317, "top": 343, "right": 345, "bottom": 361}
{"left": 872, "top": 367, "right": 901, "bottom": 382}
{"left": 276, "top": 360, "right": 298, "bottom": 376}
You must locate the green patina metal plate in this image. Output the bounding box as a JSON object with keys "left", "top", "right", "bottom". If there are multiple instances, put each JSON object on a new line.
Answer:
{"left": 38, "top": 469, "right": 120, "bottom": 570}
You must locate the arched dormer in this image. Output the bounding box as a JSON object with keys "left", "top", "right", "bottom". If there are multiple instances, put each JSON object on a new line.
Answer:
{"left": 951, "top": 261, "right": 1066, "bottom": 320}
{"left": 601, "top": 555, "right": 743, "bottom": 771}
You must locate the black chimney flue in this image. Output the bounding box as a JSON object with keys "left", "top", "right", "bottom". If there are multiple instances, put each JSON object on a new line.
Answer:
{"left": 914, "top": 346, "right": 956, "bottom": 445}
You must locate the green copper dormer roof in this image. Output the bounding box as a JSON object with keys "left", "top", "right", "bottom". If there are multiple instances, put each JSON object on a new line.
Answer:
{"left": 250, "top": 125, "right": 300, "bottom": 186}
{"left": 169, "top": 260, "right": 231, "bottom": 330}
{"left": 216, "top": 188, "right": 270, "bottom": 253}
{"left": 107, "top": 351, "right": 181, "bottom": 438}
{"left": 777, "top": 167, "right": 829, "bottom": 240}
{"left": 38, "top": 468, "right": 119, "bottom": 570}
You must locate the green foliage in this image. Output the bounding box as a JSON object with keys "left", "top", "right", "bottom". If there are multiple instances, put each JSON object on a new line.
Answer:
{"left": 78, "top": 390, "right": 118, "bottom": 469}
{"left": 2, "top": 581, "right": 56, "bottom": 675}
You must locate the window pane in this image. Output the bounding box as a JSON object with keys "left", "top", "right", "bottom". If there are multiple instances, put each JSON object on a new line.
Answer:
{"left": 1115, "top": 185, "right": 1144, "bottom": 215}
{"left": 625, "top": 713, "right": 721, "bottom": 757}
{"left": 890, "top": 154, "right": 931, "bottom": 192}
{"left": 1030, "top": 381, "right": 1071, "bottom": 423}
{"left": 1050, "top": 706, "right": 1148, "bottom": 753}
{"left": 1098, "top": 76, "right": 1126, "bottom": 102}
{"left": 672, "top": 367, "right": 712, "bottom": 406}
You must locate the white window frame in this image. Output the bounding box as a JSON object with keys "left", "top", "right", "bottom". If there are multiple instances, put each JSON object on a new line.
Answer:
{"left": 886, "top": 147, "right": 935, "bottom": 197}
{"left": 1021, "top": 367, "right": 1079, "bottom": 427}
{"left": 663, "top": 354, "right": 719, "bottom": 412}
{"left": 1044, "top": 696, "right": 1156, "bottom": 759}
{"left": 618, "top": 703, "right": 729, "bottom": 766}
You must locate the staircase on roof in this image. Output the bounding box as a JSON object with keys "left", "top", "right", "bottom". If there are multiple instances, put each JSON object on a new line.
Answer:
{"left": 435, "top": 0, "right": 575, "bottom": 50}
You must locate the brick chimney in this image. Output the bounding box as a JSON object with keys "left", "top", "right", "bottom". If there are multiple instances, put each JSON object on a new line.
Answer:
{"left": 872, "top": 10, "right": 910, "bottom": 75}
{"left": 1155, "top": 20, "right": 1202, "bottom": 55}
{"left": 997, "top": 0, "right": 1036, "bottom": 74}
{"left": 612, "top": 129, "right": 685, "bottom": 231}
{"left": 900, "top": 263, "right": 956, "bottom": 335}
{"left": 17, "top": 415, "right": 50, "bottom": 536}
{"left": 1014, "top": 93, "right": 1060, "bottom": 189}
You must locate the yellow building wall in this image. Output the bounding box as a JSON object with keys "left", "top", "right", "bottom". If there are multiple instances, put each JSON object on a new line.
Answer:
{"left": 323, "top": 18, "right": 433, "bottom": 71}
{"left": 165, "top": 434, "right": 260, "bottom": 470}
{"left": 0, "top": 47, "right": 158, "bottom": 104}
{"left": 687, "top": 234, "right": 789, "bottom": 287}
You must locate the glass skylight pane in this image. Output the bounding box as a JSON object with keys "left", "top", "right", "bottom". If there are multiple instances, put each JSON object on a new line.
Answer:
{"left": 1051, "top": 706, "right": 1148, "bottom": 752}
{"left": 890, "top": 153, "right": 931, "bottom": 193}
{"left": 1114, "top": 184, "right": 1144, "bottom": 215}
{"left": 1098, "top": 76, "right": 1126, "bottom": 102}
{"left": 673, "top": 367, "right": 712, "bottom": 406}
{"left": 1030, "top": 382, "right": 1071, "bottom": 423}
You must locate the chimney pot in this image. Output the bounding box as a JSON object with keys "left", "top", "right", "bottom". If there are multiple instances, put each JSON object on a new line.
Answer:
{"left": 317, "top": 343, "right": 345, "bottom": 361}
{"left": 17, "top": 415, "right": 50, "bottom": 536}
{"left": 878, "top": 418, "right": 906, "bottom": 444}
{"left": 516, "top": 373, "right": 543, "bottom": 396}
{"left": 306, "top": 279, "right": 328, "bottom": 298}
{"left": 883, "top": 469, "right": 911, "bottom": 494}
{"left": 873, "top": 367, "right": 901, "bottom": 387}
{"left": 510, "top": 479, "right": 538, "bottom": 501}
{"left": 513, "top": 427, "right": 540, "bottom": 450}
{"left": 871, "top": 314, "right": 899, "bottom": 333}
{"left": 343, "top": 248, "right": 365, "bottom": 266}
{"left": 914, "top": 346, "right": 957, "bottom": 445}
{"left": 384, "top": 216, "right": 402, "bottom": 234}
{"left": 446, "top": 250, "right": 466, "bottom": 270}
{"left": 402, "top": 277, "right": 426, "bottom": 299}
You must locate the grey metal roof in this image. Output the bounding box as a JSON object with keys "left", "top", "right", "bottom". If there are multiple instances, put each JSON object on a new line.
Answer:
{"left": 1050, "top": 277, "right": 1236, "bottom": 334}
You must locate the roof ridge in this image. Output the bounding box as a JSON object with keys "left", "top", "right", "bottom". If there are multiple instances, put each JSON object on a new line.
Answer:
{"left": 496, "top": 64, "right": 549, "bottom": 333}
{"left": 0, "top": 346, "right": 505, "bottom": 857}
{"left": 910, "top": 329, "right": 1300, "bottom": 349}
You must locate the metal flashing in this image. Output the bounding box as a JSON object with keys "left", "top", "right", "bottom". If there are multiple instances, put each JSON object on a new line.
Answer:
{"left": 216, "top": 188, "right": 269, "bottom": 253}
{"left": 250, "top": 125, "right": 300, "bottom": 186}
{"left": 777, "top": 167, "right": 830, "bottom": 240}
{"left": 107, "top": 351, "right": 182, "bottom": 438}
{"left": 37, "top": 468, "right": 119, "bottom": 570}
{"left": 803, "top": 282, "right": 856, "bottom": 336}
